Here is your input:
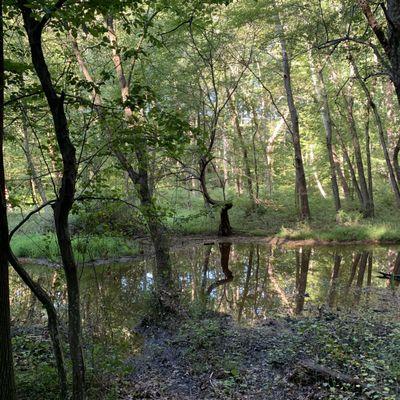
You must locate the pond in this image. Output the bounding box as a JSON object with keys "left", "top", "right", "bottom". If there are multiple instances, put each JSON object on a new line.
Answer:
{"left": 10, "top": 241, "right": 400, "bottom": 399}
{"left": 10, "top": 241, "right": 400, "bottom": 334}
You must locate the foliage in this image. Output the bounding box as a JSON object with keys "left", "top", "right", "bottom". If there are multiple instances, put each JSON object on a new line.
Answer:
{"left": 11, "top": 233, "right": 138, "bottom": 262}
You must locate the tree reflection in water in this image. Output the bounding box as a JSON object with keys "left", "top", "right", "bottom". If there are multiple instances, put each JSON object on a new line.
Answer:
{"left": 9, "top": 244, "right": 400, "bottom": 331}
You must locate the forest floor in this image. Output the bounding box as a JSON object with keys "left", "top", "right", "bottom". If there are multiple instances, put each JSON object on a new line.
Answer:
{"left": 101, "top": 302, "right": 400, "bottom": 400}
{"left": 13, "top": 299, "right": 400, "bottom": 400}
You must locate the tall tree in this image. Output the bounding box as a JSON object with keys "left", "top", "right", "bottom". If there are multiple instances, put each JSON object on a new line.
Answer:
{"left": 17, "top": 1, "right": 85, "bottom": 398}
{"left": 308, "top": 49, "right": 341, "bottom": 212}
{"left": 275, "top": 11, "right": 311, "bottom": 220}
{"left": 0, "top": 0, "right": 17, "bottom": 396}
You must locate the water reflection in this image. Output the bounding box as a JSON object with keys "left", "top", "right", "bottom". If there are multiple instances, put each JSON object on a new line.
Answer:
{"left": 9, "top": 243, "right": 400, "bottom": 335}
{"left": 205, "top": 242, "right": 233, "bottom": 296}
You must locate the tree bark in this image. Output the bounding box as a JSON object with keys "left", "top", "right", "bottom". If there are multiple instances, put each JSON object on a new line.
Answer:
{"left": 199, "top": 156, "right": 233, "bottom": 236}
{"left": 0, "top": 0, "right": 17, "bottom": 395}
{"left": 8, "top": 252, "right": 67, "bottom": 399}
{"left": 349, "top": 52, "right": 400, "bottom": 207}
{"left": 20, "top": 103, "right": 48, "bottom": 204}
{"left": 228, "top": 93, "right": 254, "bottom": 205}
{"left": 276, "top": 16, "right": 311, "bottom": 220}
{"left": 333, "top": 150, "right": 351, "bottom": 200}
{"left": 357, "top": 0, "right": 400, "bottom": 107}
{"left": 343, "top": 93, "right": 374, "bottom": 217}
{"left": 105, "top": 17, "right": 174, "bottom": 297}
{"left": 364, "top": 107, "right": 374, "bottom": 207}
{"left": 308, "top": 50, "right": 341, "bottom": 211}
{"left": 18, "top": 3, "right": 85, "bottom": 398}
{"left": 336, "top": 130, "right": 363, "bottom": 205}
{"left": 394, "top": 136, "right": 400, "bottom": 185}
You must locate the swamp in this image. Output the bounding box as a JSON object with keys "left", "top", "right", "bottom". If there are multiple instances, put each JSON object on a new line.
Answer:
{"left": 2, "top": 0, "right": 400, "bottom": 399}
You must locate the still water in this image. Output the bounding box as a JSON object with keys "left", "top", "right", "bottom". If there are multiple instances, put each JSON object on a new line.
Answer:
{"left": 10, "top": 242, "right": 400, "bottom": 333}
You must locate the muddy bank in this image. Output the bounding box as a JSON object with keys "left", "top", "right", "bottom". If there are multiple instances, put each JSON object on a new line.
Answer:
{"left": 114, "top": 307, "right": 400, "bottom": 400}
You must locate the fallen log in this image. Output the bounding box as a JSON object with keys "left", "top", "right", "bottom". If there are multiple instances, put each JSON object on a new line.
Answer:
{"left": 377, "top": 271, "right": 400, "bottom": 281}
{"left": 290, "top": 359, "right": 363, "bottom": 390}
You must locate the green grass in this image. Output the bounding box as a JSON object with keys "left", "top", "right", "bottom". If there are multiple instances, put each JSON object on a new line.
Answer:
{"left": 164, "top": 186, "right": 400, "bottom": 243}
{"left": 11, "top": 233, "right": 139, "bottom": 262}
{"left": 277, "top": 223, "right": 400, "bottom": 242}
{"left": 8, "top": 185, "right": 400, "bottom": 262}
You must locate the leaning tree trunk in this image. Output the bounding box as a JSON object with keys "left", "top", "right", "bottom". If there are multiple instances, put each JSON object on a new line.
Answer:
{"left": 18, "top": 3, "right": 85, "bottom": 398}
{"left": 8, "top": 252, "right": 67, "bottom": 399}
{"left": 199, "top": 156, "right": 233, "bottom": 236}
{"left": 0, "top": 0, "right": 17, "bottom": 395}
{"left": 349, "top": 52, "right": 400, "bottom": 207}
{"left": 357, "top": 0, "right": 400, "bottom": 108}
{"left": 218, "top": 202, "right": 233, "bottom": 236}
{"left": 276, "top": 15, "right": 311, "bottom": 220}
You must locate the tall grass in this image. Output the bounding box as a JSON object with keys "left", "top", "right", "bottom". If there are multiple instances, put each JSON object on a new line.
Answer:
{"left": 11, "top": 234, "right": 139, "bottom": 262}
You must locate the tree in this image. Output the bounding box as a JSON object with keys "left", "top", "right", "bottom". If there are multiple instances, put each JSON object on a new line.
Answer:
{"left": 275, "top": 8, "right": 311, "bottom": 220}
{"left": 0, "top": 0, "right": 17, "bottom": 397}
{"left": 17, "top": 1, "right": 85, "bottom": 398}
{"left": 356, "top": 1, "right": 400, "bottom": 106}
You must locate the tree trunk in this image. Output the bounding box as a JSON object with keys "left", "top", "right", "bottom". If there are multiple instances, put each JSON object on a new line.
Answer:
{"left": 250, "top": 104, "right": 261, "bottom": 199}
{"left": 276, "top": 16, "right": 311, "bottom": 220}
{"left": 20, "top": 103, "right": 47, "bottom": 204}
{"left": 364, "top": 107, "right": 374, "bottom": 207}
{"left": 222, "top": 129, "right": 229, "bottom": 191}
{"left": 357, "top": 0, "right": 400, "bottom": 107}
{"left": 0, "top": 0, "right": 17, "bottom": 394}
{"left": 349, "top": 52, "right": 400, "bottom": 207}
{"left": 228, "top": 94, "right": 254, "bottom": 205}
{"left": 394, "top": 137, "right": 400, "bottom": 185}
{"left": 9, "top": 252, "right": 67, "bottom": 399}
{"left": 18, "top": 4, "right": 85, "bottom": 398}
{"left": 218, "top": 202, "right": 233, "bottom": 236}
{"left": 332, "top": 149, "right": 351, "bottom": 200}
{"left": 343, "top": 94, "right": 374, "bottom": 217}
{"left": 308, "top": 50, "right": 341, "bottom": 211}
{"left": 137, "top": 161, "right": 174, "bottom": 294}
{"left": 105, "top": 17, "right": 174, "bottom": 299}
{"left": 336, "top": 131, "right": 363, "bottom": 205}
